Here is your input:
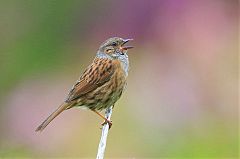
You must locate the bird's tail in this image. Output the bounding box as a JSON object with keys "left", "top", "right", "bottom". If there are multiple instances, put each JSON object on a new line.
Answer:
{"left": 35, "top": 102, "right": 71, "bottom": 132}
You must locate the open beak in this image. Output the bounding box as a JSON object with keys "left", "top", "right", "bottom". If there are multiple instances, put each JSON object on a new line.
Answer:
{"left": 121, "top": 39, "right": 134, "bottom": 50}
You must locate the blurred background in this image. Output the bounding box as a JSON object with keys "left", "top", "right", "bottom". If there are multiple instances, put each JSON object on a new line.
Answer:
{"left": 0, "top": 0, "right": 238, "bottom": 158}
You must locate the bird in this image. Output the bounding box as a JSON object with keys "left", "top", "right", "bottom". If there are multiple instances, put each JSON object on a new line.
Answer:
{"left": 35, "top": 37, "right": 133, "bottom": 132}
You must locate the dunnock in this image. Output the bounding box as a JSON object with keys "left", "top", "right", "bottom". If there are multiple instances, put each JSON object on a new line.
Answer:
{"left": 36, "top": 37, "right": 133, "bottom": 131}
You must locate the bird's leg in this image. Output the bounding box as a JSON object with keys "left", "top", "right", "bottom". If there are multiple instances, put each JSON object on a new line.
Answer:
{"left": 91, "top": 110, "right": 112, "bottom": 128}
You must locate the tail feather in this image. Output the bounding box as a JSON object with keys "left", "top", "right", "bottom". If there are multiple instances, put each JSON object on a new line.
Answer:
{"left": 35, "top": 103, "right": 71, "bottom": 132}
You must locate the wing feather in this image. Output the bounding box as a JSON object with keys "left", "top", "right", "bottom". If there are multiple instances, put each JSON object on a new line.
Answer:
{"left": 65, "top": 58, "right": 114, "bottom": 102}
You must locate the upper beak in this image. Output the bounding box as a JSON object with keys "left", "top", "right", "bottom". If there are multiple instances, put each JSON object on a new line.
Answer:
{"left": 121, "top": 39, "right": 134, "bottom": 50}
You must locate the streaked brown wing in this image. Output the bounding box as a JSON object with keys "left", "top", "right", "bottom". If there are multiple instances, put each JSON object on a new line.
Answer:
{"left": 65, "top": 58, "right": 114, "bottom": 102}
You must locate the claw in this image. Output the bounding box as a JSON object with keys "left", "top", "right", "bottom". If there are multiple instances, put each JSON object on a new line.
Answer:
{"left": 101, "top": 119, "right": 112, "bottom": 129}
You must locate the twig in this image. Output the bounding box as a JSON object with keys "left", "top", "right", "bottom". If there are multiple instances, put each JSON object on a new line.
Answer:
{"left": 96, "top": 106, "right": 113, "bottom": 159}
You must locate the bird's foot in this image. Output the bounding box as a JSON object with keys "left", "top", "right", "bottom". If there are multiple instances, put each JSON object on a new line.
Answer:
{"left": 101, "top": 119, "right": 112, "bottom": 129}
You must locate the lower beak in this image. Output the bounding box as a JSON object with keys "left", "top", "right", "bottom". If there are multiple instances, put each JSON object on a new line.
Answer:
{"left": 121, "top": 46, "right": 134, "bottom": 50}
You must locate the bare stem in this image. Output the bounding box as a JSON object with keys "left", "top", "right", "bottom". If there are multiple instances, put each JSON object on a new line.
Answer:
{"left": 96, "top": 106, "right": 113, "bottom": 159}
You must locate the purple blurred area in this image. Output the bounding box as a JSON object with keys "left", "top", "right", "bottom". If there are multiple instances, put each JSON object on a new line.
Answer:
{"left": 0, "top": 0, "right": 238, "bottom": 158}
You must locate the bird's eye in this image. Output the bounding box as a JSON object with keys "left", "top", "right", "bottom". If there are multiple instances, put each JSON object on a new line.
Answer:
{"left": 112, "top": 42, "right": 117, "bottom": 46}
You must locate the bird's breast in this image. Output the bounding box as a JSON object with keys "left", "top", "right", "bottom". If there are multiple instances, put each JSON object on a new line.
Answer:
{"left": 96, "top": 61, "right": 127, "bottom": 110}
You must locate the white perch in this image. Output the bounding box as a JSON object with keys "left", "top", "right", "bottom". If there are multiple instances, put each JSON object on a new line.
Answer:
{"left": 96, "top": 106, "right": 113, "bottom": 159}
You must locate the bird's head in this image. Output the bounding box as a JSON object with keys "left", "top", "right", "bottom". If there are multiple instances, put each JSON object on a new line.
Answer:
{"left": 98, "top": 37, "right": 133, "bottom": 59}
